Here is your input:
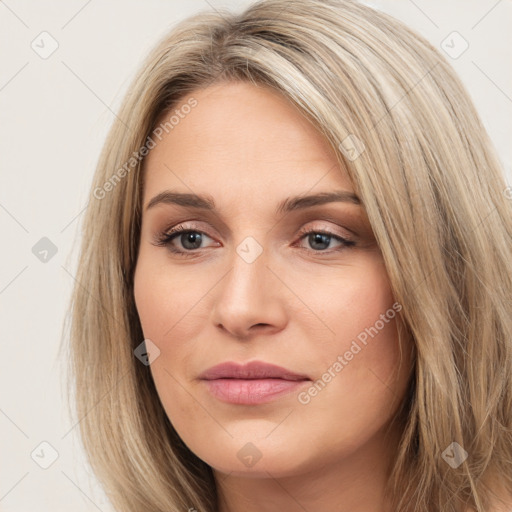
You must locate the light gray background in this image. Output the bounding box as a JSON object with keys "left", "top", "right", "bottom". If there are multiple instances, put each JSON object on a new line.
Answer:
{"left": 1, "top": 1, "right": 511, "bottom": 510}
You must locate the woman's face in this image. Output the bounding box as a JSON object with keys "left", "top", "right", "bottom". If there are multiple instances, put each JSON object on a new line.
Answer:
{"left": 134, "top": 81, "right": 412, "bottom": 478}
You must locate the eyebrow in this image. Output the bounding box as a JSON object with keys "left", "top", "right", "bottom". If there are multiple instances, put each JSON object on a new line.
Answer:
{"left": 145, "top": 190, "right": 361, "bottom": 214}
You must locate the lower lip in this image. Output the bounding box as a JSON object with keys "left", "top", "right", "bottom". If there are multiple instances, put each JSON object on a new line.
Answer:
{"left": 202, "top": 378, "right": 309, "bottom": 405}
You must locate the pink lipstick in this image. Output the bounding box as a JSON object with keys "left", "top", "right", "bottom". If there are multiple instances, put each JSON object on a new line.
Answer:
{"left": 198, "top": 360, "right": 311, "bottom": 405}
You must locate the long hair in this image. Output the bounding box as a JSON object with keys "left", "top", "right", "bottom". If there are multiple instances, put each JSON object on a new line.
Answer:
{"left": 64, "top": 1, "right": 512, "bottom": 510}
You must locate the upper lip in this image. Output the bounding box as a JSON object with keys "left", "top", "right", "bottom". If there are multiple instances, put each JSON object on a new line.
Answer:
{"left": 198, "top": 361, "right": 310, "bottom": 381}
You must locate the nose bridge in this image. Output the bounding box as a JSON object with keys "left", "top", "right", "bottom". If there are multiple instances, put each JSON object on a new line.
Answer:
{"left": 221, "top": 236, "right": 270, "bottom": 308}
{"left": 211, "top": 235, "right": 287, "bottom": 337}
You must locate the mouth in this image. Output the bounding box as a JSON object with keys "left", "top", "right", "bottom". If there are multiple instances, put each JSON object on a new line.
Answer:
{"left": 198, "top": 360, "right": 311, "bottom": 405}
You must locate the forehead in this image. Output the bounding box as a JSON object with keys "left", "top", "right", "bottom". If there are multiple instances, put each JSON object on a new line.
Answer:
{"left": 142, "top": 81, "right": 353, "bottom": 203}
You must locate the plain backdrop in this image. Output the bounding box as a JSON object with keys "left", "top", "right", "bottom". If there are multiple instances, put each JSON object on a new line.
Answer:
{"left": 1, "top": 1, "right": 511, "bottom": 510}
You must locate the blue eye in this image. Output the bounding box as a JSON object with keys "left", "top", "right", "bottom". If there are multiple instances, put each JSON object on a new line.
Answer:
{"left": 295, "top": 228, "right": 356, "bottom": 253}
{"left": 155, "top": 227, "right": 216, "bottom": 255}
{"left": 170, "top": 231, "right": 207, "bottom": 250}
{"left": 154, "top": 225, "right": 356, "bottom": 257}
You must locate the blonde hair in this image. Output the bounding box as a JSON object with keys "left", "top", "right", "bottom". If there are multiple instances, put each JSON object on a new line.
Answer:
{"left": 64, "top": 0, "right": 512, "bottom": 511}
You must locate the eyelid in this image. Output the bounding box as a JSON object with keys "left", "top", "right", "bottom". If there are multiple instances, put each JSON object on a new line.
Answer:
{"left": 296, "top": 220, "right": 356, "bottom": 241}
{"left": 156, "top": 218, "right": 355, "bottom": 240}
{"left": 152, "top": 221, "right": 217, "bottom": 248}
{"left": 153, "top": 220, "right": 357, "bottom": 257}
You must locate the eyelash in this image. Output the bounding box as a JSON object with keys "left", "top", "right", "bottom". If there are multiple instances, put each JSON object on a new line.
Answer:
{"left": 153, "top": 223, "right": 356, "bottom": 257}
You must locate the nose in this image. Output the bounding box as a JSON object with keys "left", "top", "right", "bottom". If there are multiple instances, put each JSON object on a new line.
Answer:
{"left": 210, "top": 244, "right": 288, "bottom": 340}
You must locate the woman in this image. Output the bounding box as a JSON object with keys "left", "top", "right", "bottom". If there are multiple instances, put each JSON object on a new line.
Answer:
{"left": 66, "top": 0, "right": 512, "bottom": 511}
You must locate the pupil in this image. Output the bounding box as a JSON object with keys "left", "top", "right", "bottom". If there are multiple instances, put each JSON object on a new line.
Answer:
{"left": 183, "top": 232, "right": 201, "bottom": 249}
{"left": 310, "top": 233, "right": 329, "bottom": 250}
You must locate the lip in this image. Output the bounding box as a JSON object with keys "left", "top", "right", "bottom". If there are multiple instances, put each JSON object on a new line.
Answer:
{"left": 199, "top": 361, "right": 311, "bottom": 405}
{"left": 199, "top": 360, "right": 310, "bottom": 381}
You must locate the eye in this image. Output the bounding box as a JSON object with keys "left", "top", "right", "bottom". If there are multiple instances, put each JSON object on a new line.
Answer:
{"left": 295, "top": 227, "right": 356, "bottom": 253}
{"left": 153, "top": 224, "right": 218, "bottom": 256}
{"left": 152, "top": 223, "right": 356, "bottom": 257}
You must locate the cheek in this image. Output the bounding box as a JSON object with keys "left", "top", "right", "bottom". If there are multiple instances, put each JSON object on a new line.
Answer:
{"left": 305, "top": 256, "right": 398, "bottom": 352}
{"left": 133, "top": 254, "right": 209, "bottom": 344}
{"left": 304, "top": 258, "right": 406, "bottom": 400}
{"left": 133, "top": 257, "right": 208, "bottom": 420}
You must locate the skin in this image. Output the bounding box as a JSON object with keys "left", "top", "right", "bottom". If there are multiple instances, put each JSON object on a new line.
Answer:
{"left": 133, "top": 80, "right": 414, "bottom": 512}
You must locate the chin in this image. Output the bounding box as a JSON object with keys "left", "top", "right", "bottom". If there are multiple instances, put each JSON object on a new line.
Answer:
{"left": 201, "top": 444, "right": 316, "bottom": 479}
